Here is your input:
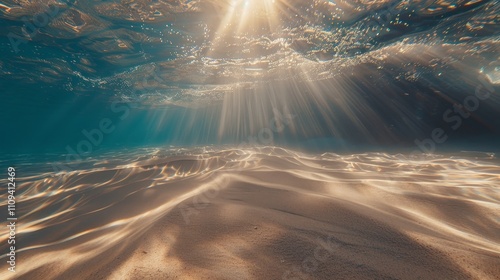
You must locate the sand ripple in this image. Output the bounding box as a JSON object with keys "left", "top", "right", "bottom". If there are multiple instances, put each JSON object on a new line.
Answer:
{"left": 0, "top": 147, "right": 499, "bottom": 279}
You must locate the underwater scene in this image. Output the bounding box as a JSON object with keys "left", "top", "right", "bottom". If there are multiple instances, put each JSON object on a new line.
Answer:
{"left": 0, "top": 0, "right": 499, "bottom": 279}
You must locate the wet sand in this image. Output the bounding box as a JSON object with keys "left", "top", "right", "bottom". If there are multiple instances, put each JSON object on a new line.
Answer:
{"left": 1, "top": 147, "right": 499, "bottom": 279}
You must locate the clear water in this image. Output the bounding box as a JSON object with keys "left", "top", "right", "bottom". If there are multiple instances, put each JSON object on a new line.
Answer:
{"left": 0, "top": 0, "right": 499, "bottom": 156}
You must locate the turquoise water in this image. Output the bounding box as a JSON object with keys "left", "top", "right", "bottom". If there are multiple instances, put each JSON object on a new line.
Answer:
{"left": 0, "top": 0, "right": 499, "bottom": 156}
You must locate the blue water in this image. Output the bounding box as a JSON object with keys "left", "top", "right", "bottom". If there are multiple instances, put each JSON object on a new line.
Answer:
{"left": 0, "top": 0, "right": 499, "bottom": 156}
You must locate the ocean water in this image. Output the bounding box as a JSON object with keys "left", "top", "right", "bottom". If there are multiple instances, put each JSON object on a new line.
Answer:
{"left": 0, "top": 0, "right": 499, "bottom": 155}
{"left": 0, "top": 0, "right": 500, "bottom": 279}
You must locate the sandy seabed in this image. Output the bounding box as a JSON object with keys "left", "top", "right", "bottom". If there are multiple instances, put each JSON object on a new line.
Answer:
{"left": 1, "top": 147, "right": 499, "bottom": 279}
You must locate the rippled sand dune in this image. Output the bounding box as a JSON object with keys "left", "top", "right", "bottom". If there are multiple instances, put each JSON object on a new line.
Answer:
{"left": 1, "top": 147, "right": 499, "bottom": 279}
